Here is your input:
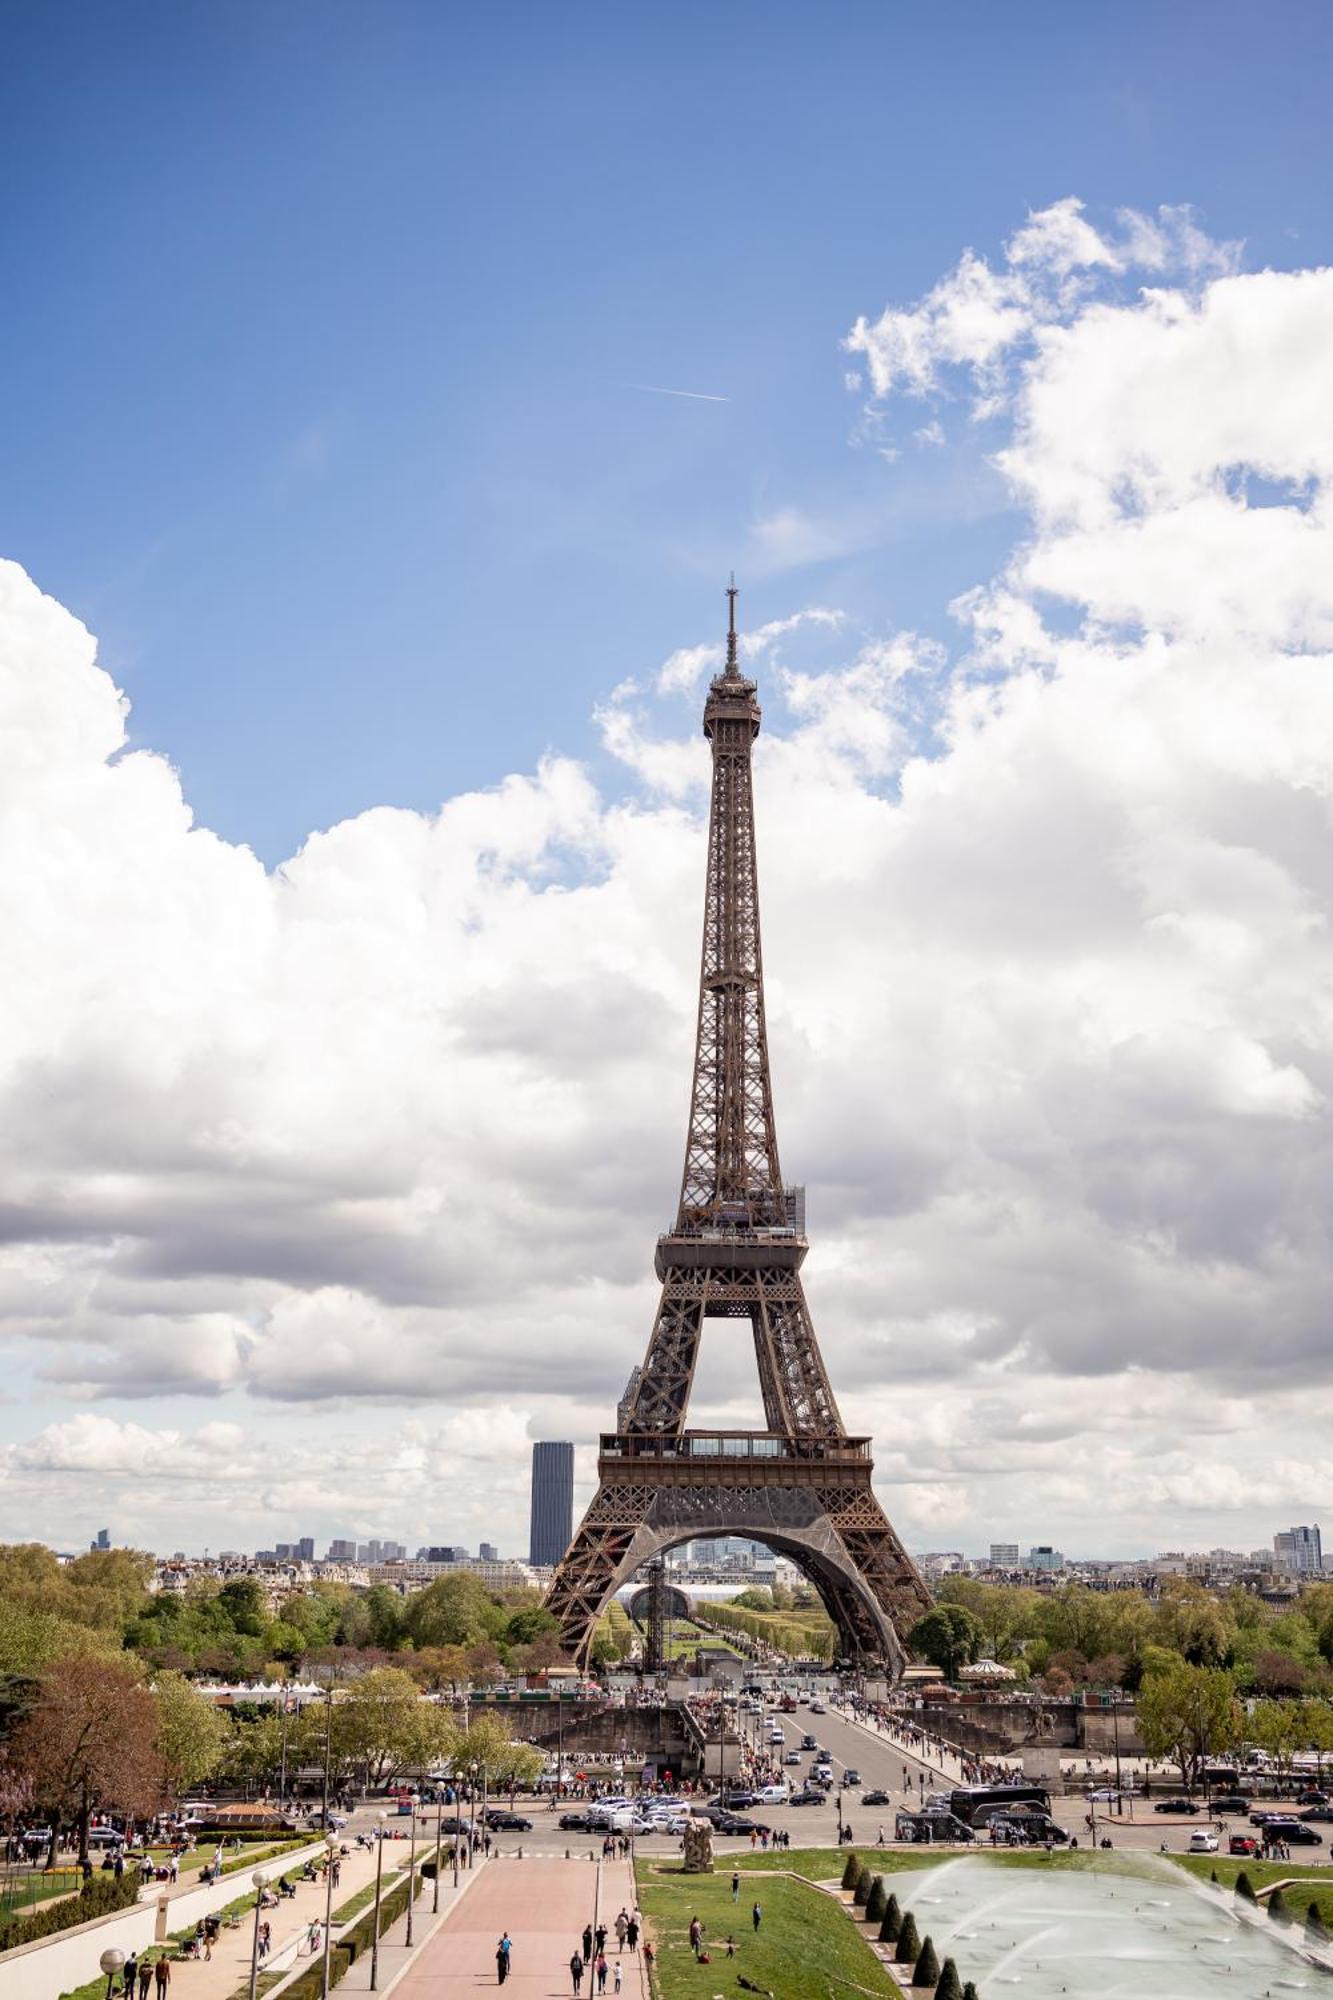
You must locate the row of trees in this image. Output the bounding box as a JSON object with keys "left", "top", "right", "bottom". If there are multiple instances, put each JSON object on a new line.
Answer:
{"left": 928, "top": 1574, "right": 1333, "bottom": 1697}
{"left": 0, "top": 1544, "right": 565, "bottom": 1687}
{"left": 0, "top": 1652, "right": 541, "bottom": 1864}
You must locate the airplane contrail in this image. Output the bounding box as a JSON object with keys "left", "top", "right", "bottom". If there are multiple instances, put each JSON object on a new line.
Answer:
{"left": 627, "top": 383, "right": 730, "bottom": 402}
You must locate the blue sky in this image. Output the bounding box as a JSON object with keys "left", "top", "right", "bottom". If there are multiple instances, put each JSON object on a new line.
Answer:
{"left": 5, "top": 4, "right": 1333, "bottom": 1563}
{"left": 3, "top": 0, "right": 1329, "bottom": 863}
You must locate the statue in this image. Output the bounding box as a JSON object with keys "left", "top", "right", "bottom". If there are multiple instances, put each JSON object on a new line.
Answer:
{"left": 681, "top": 1816, "right": 715, "bottom": 1874}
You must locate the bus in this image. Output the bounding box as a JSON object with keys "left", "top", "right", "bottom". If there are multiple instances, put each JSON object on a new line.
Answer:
{"left": 948, "top": 1784, "right": 1051, "bottom": 1828}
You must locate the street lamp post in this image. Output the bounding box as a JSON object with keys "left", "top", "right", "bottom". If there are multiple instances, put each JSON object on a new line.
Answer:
{"left": 248, "top": 1869, "right": 270, "bottom": 2000}
{"left": 100, "top": 1949, "right": 126, "bottom": 2000}
{"left": 369, "top": 1811, "right": 388, "bottom": 1992}
{"left": 836, "top": 1787, "right": 845, "bottom": 1846}
{"left": 433, "top": 1792, "right": 445, "bottom": 1914}
{"left": 405, "top": 1796, "right": 419, "bottom": 1947}
{"left": 320, "top": 1833, "right": 338, "bottom": 2000}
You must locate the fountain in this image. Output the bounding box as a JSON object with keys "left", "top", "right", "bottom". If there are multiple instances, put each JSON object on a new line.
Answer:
{"left": 871, "top": 1858, "right": 1333, "bottom": 1997}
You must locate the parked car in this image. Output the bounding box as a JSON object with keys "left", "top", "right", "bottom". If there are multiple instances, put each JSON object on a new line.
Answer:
{"left": 989, "top": 1814, "right": 1069, "bottom": 1846}
{"left": 1260, "top": 1818, "right": 1323, "bottom": 1847}
{"left": 1153, "top": 1798, "right": 1200, "bottom": 1815}
{"left": 87, "top": 1828, "right": 125, "bottom": 1849}
{"left": 1210, "top": 1796, "right": 1250, "bottom": 1815}
{"left": 756, "top": 1785, "right": 790, "bottom": 1806}
{"left": 1249, "top": 1807, "right": 1281, "bottom": 1826}
{"left": 559, "top": 1813, "right": 593, "bottom": 1831}
{"left": 862, "top": 1789, "right": 891, "bottom": 1807}
{"left": 1297, "top": 1791, "right": 1330, "bottom": 1807}
{"left": 1228, "top": 1834, "right": 1259, "bottom": 1856}
{"left": 1087, "top": 1788, "right": 1121, "bottom": 1802}
{"left": 1300, "top": 1806, "right": 1333, "bottom": 1823}
{"left": 1188, "top": 1829, "right": 1219, "bottom": 1853}
{"left": 721, "top": 1790, "right": 758, "bottom": 1809}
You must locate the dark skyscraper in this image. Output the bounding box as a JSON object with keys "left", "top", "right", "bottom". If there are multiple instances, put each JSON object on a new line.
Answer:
{"left": 529, "top": 1442, "right": 574, "bottom": 1567}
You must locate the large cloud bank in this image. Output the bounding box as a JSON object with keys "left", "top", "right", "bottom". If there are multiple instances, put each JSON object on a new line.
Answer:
{"left": 4, "top": 200, "right": 1333, "bottom": 1553}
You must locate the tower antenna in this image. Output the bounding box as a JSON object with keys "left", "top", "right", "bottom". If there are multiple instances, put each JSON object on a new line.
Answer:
{"left": 725, "top": 573, "right": 739, "bottom": 675}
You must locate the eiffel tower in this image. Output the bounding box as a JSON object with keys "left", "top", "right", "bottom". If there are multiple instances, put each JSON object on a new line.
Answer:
{"left": 546, "top": 585, "right": 931, "bottom": 1674}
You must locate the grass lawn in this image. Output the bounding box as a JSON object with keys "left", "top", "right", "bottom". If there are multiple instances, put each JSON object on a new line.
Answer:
{"left": 635, "top": 1859, "right": 902, "bottom": 2000}
{"left": 735, "top": 1845, "right": 1164, "bottom": 1881}
{"left": 0, "top": 1868, "right": 83, "bottom": 1917}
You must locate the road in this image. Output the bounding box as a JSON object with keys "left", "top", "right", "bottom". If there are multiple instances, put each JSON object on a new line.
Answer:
{"left": 388, "top": 1697, "right": 1329, "bottom": 1871}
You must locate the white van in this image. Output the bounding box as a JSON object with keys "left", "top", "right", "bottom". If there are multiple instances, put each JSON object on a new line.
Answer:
{"left": 756, "top": 1783, "right": 789, "bottom": 1805}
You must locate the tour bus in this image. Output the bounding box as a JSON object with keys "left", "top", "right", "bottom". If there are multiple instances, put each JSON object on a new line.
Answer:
{"left": 948, "top": 1784, "right": 1052, "bottom": 1828}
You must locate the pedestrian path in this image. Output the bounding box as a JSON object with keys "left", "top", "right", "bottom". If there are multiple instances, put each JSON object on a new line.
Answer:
{"left": 144, "top": 1842, "right": 390, "bottom": 2000}
{"left": 389, "top": 1857, "right": 648, "bottom": 2000}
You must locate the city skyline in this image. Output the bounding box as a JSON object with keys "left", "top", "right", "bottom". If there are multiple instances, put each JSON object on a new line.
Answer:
{"left": 2, "top": 9, "right": 1333, "bottom": 1559}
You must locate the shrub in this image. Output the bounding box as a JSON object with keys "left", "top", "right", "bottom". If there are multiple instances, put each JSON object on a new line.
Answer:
{"left": 841, "top": 1851, "right": 862, "bottom": 1891}
{"left": 1306, "top": 1901, "right": 1329, "bottom": 1944}
{"left": 854, "top": 1862, "right": 873, "bottom": 1907}
{"left": 912, "top": 1937, "right": 940, "bottom": 1988}
{"left": 878, "top": 1892, "right": 902, "bottom": 1944}
{"left": 1268, "top": 1887, "right": 1291, "bottom": 1925}
{"left": 864, "top": 1876, "right": 886, "bottom": 1923}
{"left": 0, "top": 1871, "right": 140, "bottom": 1954}
{"left": 895, "top": 1912, "right": 920, "bottom": 1963}
{"left": 279, "top": 1863, "right": 423, "bottom": 2000}
{"left": 962, "top": 1984, "right": 980, "bottom": 2000}
{"left": 935, "top": 1961, "right": 964, "bottom": 2000}
{"left": 1235, "top": 1871, "right": 1256, "bottom": 1904}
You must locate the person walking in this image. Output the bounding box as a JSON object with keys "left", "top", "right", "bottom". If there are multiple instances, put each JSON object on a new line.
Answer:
{"left": 626, "top": 1914, "right": 639, "bottom": 1952}
{"left": 137, "top": 1960, "right": 152, "bottom": 2000}
{"left": 731, "top": 1869, "right": 740, "bottom": 1902}
{"left": 582, "top": 1922, "right": 594, "bottom": 1963}
{"left": 752, "top": 1900, "right": 763, "bottom": 1933}
{"left": 615, "top": 1909, "right": 629, "bottom": 1951}
{"left": 153, "top": 1960, "right": 171, "bottom": 1998}
{"left": 689, "top": 1916, "right": 702, "bottom": 1958}
{"left": 596, "top": 1952, "right": 608, "bottom": 1992}
{"left": 613, "top": 1963, "right": 622, "bottom": 1993}
{"left": 495, "top": 1933, "right": 512, "bottom": 1984}
{"left": 570, "top": 1949, "right": 585, "bottom": 1994}
{"left": 123, "top": 1953, "right": 138, "bottom": 1996}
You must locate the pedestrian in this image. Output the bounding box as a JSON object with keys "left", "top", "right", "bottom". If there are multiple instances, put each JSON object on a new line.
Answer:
{"left": 583, "top": 1922, "right": 594, "bottom": 1962}
{"left": 626, "top": 1915, "right": 639, "bottom": 1952}
{"left": 496, "top": 1932, "right": 512, "bottom": 1984}
{"left": 123, "top": 1954, "right": 138, "bottom": 1996}
{"left": 570, "top": 1949, "right": 584, "bottom": 1994}
{"left": 642, "top": 1941, "right": 654, "bottom": 1975}
{"left": 595, "top": 1923, "right": 607, "bottom": 1956}
{"left": 596, "top": 1953, "right": 608, "bottom": 1992}
{"left": 752, "top": 1901, "right": 762, "bottom": 1933}
{"left": 731, "top": 1869, "right": 740, "bottom": 1902}
{"left": 689, "top": 1916, "right": 702, "bottom": 1958}
{"left": 153, "top": 1961, "right": 171, "bottom": 1997}
{"left": 615, "top": 1909, "right": 629, "bottom": 1951}
{"left": 137, "top": 1961, "right": 152, "bottom": 2000}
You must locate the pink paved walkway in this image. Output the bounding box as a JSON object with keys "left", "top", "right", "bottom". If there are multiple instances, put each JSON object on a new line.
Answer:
{"left": 393, "top": 1859, "right": 648, "bottom": 2000}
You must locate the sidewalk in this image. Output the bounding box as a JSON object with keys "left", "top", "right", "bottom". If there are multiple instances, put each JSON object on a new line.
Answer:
{"left": 388, "top": 1857, "right": 648, "bottom": 2000}
{"left": 153, "top": 1842, "right": 393, "bottom": 2000}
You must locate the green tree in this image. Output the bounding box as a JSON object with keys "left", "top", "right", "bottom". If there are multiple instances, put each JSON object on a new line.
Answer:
{"left": 1136, "top": 1658, "right": 1239, "bottom": 1789}
{"left": 841, "top": 1851, "right": 861, "bottom": 1890}
{"left": 878, "top": 1893, "right": 902, "bottom": 1944}
{"left": 895, "top": 1913, "right": 920, "bottom": 1963}
{"left": 334, "top": 1668, "right": 455, "bottom": 1785}
{"left": 908, "top": 1605, "right": 984, "bottom": 1682}
{"left": 854, "top": 1861, "right": 873, "bottom": 1906}
{"left": 935, "top": 1960, "right": 964, "bottom": 2000}
{"left": 402, "top": 1574, "right": 502, "bottom": 1650}
{"left": 913, "top": 1937, "right": 940, "bottom": 1987}
{"left": 11, "top": 1655, "right": 164, "bottom": 1862}
{"left": 865, "top": 1876, "right": 887, "bottom": 1923}
{"left": 152, "top": 1671, "right": 228, "bottom": 1797}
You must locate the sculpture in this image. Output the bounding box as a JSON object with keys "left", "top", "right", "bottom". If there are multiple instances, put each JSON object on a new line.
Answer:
{"left": 681, "top": 1816, "right": 715, "bottom": 1874}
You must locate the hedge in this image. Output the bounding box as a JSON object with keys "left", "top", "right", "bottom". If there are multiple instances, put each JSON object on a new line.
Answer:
{"left": 277, "top": 1865, "right": 423, "bottom": 2000}
{"left": 0, "top": 1872, "right": 140, "bottom": 1955}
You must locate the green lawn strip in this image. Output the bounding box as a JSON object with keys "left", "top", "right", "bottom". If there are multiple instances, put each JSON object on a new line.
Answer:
{"left": 0, "top": 1869, "right": 84, "bottom": 1915}
{"left": 219, "top": 1839, "right": 308, "bottom": 1878}
{"left": 1170, "top": 1852, "right": 1333, "bottom": 1923}
{"left": 635, "top": 1860, "right": 901, "bottom": 2000}
{"left": 331, "top": 1863, "right": 409, "bottom": 1925}
{"left": 737, "top": 1845, "right": 1175, "bottom": 1882}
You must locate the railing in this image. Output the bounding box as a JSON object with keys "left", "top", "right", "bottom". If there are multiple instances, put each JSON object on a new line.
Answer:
{"left": 600, "top": 1430, "right": 870, "bottom": 1462}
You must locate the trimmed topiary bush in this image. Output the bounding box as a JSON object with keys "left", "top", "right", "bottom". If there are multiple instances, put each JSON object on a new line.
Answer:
{"left": 1235, "top": 1871, "right": 1256, "bottom": 1904}
{"left": 962, "top": 1984, "right": 980, "bottom": 2000}
{"left": 878, "top": 1892, "right": 902, "bottom": 1944}
{"left": 1268, "top": 1886, "right": 1292, "bottom": 1925}
{"left": 854, "top": 1862, "right": 874, "bottom": 1906}
{"left": 1306, "top": 1901, "right": 1329, "bottom": 1945}
{"left": 913, "top": 1937, "right": 940, "bottom": 1988}
{"left": 865, "top": 1875, "right": 887, "bottom": 1923}
{"left": 934, "top": 1961, "right": 964, "bottom": 2000}
{"left": 842, "top": 1850, "right": 862, "bottom": 1891}
{"left": 895, "top": 1912, "right": 920, "bottom": 1963}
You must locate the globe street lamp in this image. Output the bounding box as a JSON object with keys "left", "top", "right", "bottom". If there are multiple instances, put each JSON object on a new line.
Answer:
{"left": 404, "top": 1793, "right": 419, "bottom": 1947}
{"left": 248, "top": 1869, "right": 270, "bottom": 2000}
{"left": 100, "top": 1949, "right": 126, "bottom": 2000}
{"left": 320, "top": 1832, "right": 339, "bottom": 1999}
{"left": 369, "top": 1810, "right": 388, "bottom": 1991}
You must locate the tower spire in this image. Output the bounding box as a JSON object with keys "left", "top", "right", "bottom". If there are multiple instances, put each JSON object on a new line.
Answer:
{"left": 725, "top": 573, "right": 739, "bottom": 676}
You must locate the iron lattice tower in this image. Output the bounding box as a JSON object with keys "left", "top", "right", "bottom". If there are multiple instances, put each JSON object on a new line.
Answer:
{"left": 546, "top": 585, "right": 930, "bottom": 1672}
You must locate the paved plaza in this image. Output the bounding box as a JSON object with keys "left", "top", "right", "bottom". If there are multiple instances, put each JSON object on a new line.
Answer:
{"left": 392, "top": 1857, "right": 648, "bottom": 2000}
